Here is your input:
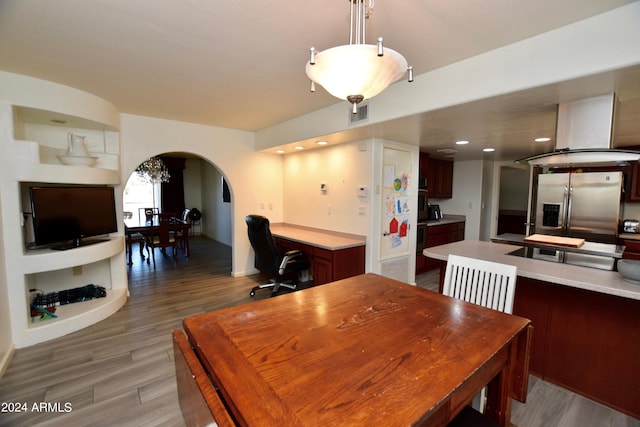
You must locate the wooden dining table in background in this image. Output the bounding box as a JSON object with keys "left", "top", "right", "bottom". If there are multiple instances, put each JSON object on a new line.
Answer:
{"left": 175, "top": 273, "right": 532, "bottom": 427}
{"left": 124, "top": 216, "right": 190, "bottom": 265}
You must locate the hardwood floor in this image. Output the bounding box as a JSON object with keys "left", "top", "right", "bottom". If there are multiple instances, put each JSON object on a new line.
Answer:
{"left": 0, "top": 237, "right": 637, "bottom": 426}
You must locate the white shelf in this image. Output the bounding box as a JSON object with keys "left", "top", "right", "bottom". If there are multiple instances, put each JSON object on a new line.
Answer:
{"left": 21, "top": 288, "right": 128, "bottom": 346}
{"left": 16, "top": 163, "right": 120, "bottom": 185}
{"left": 22, "top": 237, "right": 123, "bottom": 274}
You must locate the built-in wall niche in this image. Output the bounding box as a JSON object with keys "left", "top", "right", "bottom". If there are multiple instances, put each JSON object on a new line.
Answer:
{"left": 26, "top": 259, "right": 112, "bottom": 295}
{"left": 19, "top": 182, "right": 117, "bottom": 251}
{"left": 12, "top": 106, "right": 120, "bottom": 170}
{"left": 25, "top": 259, "right": 113, "bottom": 328}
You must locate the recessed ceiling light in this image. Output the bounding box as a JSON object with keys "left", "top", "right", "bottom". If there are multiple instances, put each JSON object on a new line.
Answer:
{"left": 316, "top": 141, "right": 328, "bottom": 145}
{"left": 483, "top": 148, "right": 495, "bottom": 152}
{"left": 294, "top": 146, "right": 304, "bottom": 150}
{"left": 534, "top": 137, "right": 551, "bottom": 142}
{"left": 437, "top": 148, "right": 458, "bottom": 154}
{"left": 455, "top": 140, "right": 469, "bottom": 145}
{"left": 276, "top": 150, "right": 285, "bottom": 154}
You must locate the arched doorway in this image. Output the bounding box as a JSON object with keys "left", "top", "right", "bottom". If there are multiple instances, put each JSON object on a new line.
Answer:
{"left": 124, "top": 152, "right": 233, "bottom": 274}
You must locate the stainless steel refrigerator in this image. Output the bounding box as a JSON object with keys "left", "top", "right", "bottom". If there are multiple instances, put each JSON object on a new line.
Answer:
{"left": 533, "top": 171, "right": 622, "bottom": 269}
{"left": 535, "top": 171, "right": 622, "bottom": 242}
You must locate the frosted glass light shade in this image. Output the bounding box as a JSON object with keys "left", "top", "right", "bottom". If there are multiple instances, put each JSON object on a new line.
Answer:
{"left": 305, "top": 44, "right": 408, "bottom": 101}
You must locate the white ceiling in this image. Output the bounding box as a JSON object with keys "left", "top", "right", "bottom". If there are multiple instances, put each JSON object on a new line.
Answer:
{"left": 1, "top": 0, "right": 639, "bottom": 161}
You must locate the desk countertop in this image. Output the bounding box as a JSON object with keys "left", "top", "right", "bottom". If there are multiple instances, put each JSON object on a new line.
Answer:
{"left": 269, "top": 223, "right": 366, "bottom": 250}
{"left": 424, "top": 240, "right": 640, "bottom": 300}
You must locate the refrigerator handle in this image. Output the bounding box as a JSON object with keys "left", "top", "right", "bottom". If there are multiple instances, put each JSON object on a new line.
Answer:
{"left": 565, "top": 185, "right": 572, "bottom": 232}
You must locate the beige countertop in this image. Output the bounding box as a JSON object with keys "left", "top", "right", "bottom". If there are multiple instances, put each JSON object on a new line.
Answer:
{"left": 423, "top": 240, "right": 640, "bottom": 301}
{"left": 423, "top": 214, "right": 466, "bottom": 226}
{"left": 619, "top": 233, "right": 640, "bottom": 241}
{"left": 270, "top": 223, "right": 366, "bottom": 251}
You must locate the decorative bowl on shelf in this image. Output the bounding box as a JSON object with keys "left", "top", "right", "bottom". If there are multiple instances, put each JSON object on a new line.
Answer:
{"left": 617, "top": 259, "right": 640, "bottom": 285}
{"left": 57, "top": 155, "right": 98, "bottom": 167}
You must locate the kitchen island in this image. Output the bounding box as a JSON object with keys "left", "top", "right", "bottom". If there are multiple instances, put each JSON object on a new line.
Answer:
{"left": 423, "top": 240, "right": 640, "bottom": 419}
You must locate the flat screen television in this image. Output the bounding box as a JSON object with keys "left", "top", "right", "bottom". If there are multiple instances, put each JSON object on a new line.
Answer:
{"left": 30, "top": 186, "right": 118, "bottom": 250}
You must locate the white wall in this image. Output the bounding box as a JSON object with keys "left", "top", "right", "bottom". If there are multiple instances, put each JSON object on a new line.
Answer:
{"left": 499, "top": 167, "right": 530, "bottom": 211}
{"left": 0, "top": 191, "right": 12, "bottom": 376}
{"left": 480, "top": 159, "right": 495, "bottom": 241}
{"left": 201, "top": 161, "right": 232, "bottom": 246}
{"left": 183, "top": 158, "right": 203, "bottom": 220}
{"left": 283, "top": 140, "right": 373, "bottom": 234}
{"left": 120, "top": 114, "right": 283, "bottom": 277}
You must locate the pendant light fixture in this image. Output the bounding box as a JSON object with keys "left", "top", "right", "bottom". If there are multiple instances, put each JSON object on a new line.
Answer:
{"left": 136, "top": 156, "right": 171, "bottom": 184}
{"left": 306, "top": 0, "right": 413, "bottom": 113}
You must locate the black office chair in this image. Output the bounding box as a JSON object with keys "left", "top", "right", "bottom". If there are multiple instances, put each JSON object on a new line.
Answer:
{"left": 245, "top": 215, "right": 310, "bottom": 297}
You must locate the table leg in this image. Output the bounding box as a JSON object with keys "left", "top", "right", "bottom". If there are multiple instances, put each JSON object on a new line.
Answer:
{"left": 484, "top": 341, "right": 517, "bottom": 427}
{"left": 127, "top": 232, "right": 133, "bottom": 265}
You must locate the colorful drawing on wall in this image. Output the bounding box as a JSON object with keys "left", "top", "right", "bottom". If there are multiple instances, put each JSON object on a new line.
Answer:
{"left": 389, "top": 217, "right": 399, "bottom": 234}
{"left": 384, "top": 165, "right": 396, "bottom": 188}
{"left": 385, "top": 195, "right": 396, "bottom": 217}
{"left": 391, "top": 234, "right": 401, "bottom": 248}
{"left": 399, "top": 217, "right": 409, "bottom": 237}
{"left": 397, "top": 196, "right": 410, "bottom": 214}
{"left": 401, "top": 173, "right": 409, "bottom": 194}
{"left": 393, "top": 177, "right": 402, "bottom": 192}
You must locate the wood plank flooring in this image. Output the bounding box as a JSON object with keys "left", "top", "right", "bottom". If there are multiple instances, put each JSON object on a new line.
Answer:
{"left": 0, "top": 237, "right": 637, "bottom": 426}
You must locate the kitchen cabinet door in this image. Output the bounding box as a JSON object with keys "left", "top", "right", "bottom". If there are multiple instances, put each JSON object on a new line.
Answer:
{"left": 426, "top": 158, "right": 453, "bottom": 199}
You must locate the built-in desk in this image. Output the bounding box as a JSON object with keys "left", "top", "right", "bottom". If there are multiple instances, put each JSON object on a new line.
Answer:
{"left": 269, "top": 223, "right": 366, "bottom": 285}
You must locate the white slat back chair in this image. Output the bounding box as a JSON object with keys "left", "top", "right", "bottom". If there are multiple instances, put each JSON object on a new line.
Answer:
{"left": 442, "top": 254, "right": 518, "bottom": 416}
{"left": 443, "top": 254, "right": 517, "bottom": 314}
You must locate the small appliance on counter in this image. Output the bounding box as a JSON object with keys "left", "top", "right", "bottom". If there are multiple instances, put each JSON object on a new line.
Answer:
{"left": 427, "top": 204, "right": 442, "bottom": 221}
{"left": 623, "top": 219, "right": 640, "bottom": 234}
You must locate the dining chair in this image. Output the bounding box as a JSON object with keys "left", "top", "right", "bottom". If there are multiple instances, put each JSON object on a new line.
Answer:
{"left": 138, "top": 207, "right": 159, "bottom": 223}
{"left": 123, "top": 211, "right": 145, "bottom": 263}
{"left": 443, "top": 254, "right": 517, "bottom": 314}
{"left": 443, "top": 254, "right": 517, "bottom": 422}
{"left": 145, "top": 213, "right": 177, "bottom": 268}
{"left": 173, "top": 208, "right": 191, "bottom": 249}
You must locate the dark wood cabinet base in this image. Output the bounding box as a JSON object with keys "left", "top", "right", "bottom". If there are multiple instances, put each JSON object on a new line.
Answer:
{"left": 275, "top": 237, "right": 365, "bottom": 286}
{"left": 512, "top": 277, "right": 640, "bottom": 419}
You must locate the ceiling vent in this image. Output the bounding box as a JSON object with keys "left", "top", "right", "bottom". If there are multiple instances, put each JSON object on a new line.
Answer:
{"left": 348, "top": 101, "right": 369, "bottom": 125}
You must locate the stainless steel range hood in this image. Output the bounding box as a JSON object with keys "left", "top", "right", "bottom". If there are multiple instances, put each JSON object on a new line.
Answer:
{"left": 520, "top": 93, "right": 640, "bottom": 166}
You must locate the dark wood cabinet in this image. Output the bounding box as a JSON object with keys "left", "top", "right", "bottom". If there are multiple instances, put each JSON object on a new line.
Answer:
{"left": 619, "top": 238, "right": 640, "bottom": 260}
{"left": 417, "top": 221, "right": 465, "bottom": 274}
{"left": 511, "top": 277, "right": 552, "bottom": 376}
{"left": 424, "top": 156, "right": 453, "bottom": 199}
{"left": 275, "top": 237, "right": 365, "bottom": 286}
{"left": 435, "top": 159, "right": 453, "bottom": 198}
{"left": 512, "top": 277, "right": 640, "bottom": 419}
{"left": 627, "top": 161, "right": 640, "bottom": 201}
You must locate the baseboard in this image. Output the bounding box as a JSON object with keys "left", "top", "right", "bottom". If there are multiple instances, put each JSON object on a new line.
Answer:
{"left": 0, "top": 343, "right": 15, "bottom": 380}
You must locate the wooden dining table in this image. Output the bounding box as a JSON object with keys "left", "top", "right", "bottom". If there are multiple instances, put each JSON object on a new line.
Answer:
{"left": 124, "top": 216, "right": 190, "bottom": 265}
{"left": 174, "top": 273, "right": 532, "bottom": 427}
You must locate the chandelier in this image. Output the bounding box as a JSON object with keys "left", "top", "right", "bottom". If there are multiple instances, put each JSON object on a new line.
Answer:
{"left": 306, "top": 0, "right": 413, "bottom": 113}
{"left": 136, "top": 156, "right": 170, "bottom": 184}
